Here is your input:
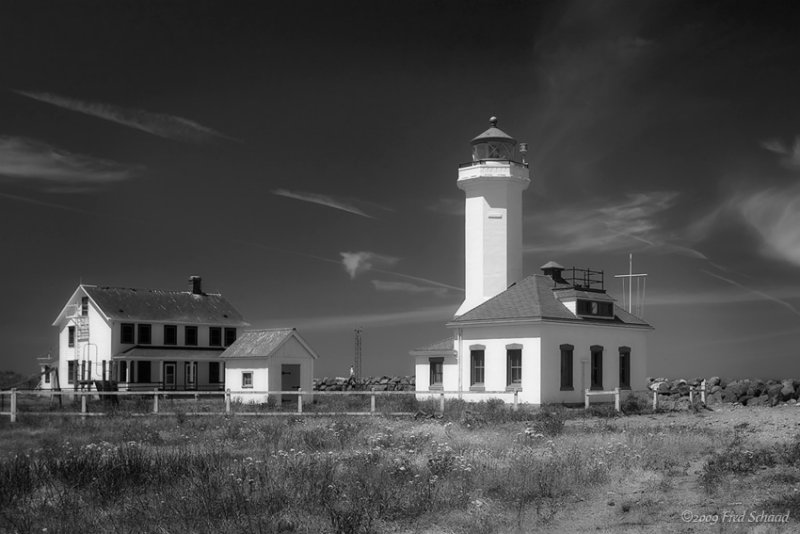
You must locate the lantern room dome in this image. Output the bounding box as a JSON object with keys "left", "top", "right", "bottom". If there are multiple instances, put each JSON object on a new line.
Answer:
{"left": 470, "top": 116, "right": 519, "bottom": 162}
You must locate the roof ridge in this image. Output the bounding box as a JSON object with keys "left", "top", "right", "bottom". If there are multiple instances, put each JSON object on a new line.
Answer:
{"left": 89, "top": 285, "right": 223, "bottom": 296}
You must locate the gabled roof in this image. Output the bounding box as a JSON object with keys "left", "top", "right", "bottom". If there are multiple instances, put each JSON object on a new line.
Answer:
{"left": 220, "top": 328, "right": 319, "bottom": 359}
{"left": 53, "top": 284, "right": 248, "bottom": 326}
{"left": 448, "top": 274, "right": 651, "bottom": 328}
{"left": 409, "top": 337, "right": 456, "bottom": 356}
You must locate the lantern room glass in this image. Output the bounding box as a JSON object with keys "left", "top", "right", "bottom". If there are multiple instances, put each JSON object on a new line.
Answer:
{"left": 472, "top": 140, "right": 516, "bottom": 161}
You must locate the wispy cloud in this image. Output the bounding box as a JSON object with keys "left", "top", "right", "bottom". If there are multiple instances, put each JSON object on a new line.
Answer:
{"left": 340, "top": 250, "right": 463, "bottom": 292}
{"left": 734, "top": 184, "right": 800, "bottom": 267}
{"left": 274, "top": 189, "right": 389, "bottom": 219}
{"left": 371, "top": 280, "right": 448, "bottom": 297}
{"left": 701, "top": 270, "right": 800, "bottom": 317}
{"left": 427, "top": 197, "right": 464, "bottom": 216}
{"left": 524, "top": 191, "right": 685, "bottom": 255}
{"left": 0, "top": 137, "right": 139, "bottom": 192}
{"left": 761, "top": 136, "right": 800, "bottom": 170}
{"left": 340, "top": 251, "right": 399, "bottom": 278}
{"left": 255, "top": 303, "right": 458, "bottom": 331}
{"left": 13, "top": 90, "right": 239, "bottom": 144}
{"left": 647, "top": 284, "right": 800, "bottom": 307}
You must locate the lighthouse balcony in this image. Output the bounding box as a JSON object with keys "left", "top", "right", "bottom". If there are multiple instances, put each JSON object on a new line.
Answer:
{"left": 458, "top": 159, "right": 528, "bottom": 169}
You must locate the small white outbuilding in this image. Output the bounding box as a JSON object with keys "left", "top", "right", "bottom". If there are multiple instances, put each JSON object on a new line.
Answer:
{"left": 220, "top": 328, "right": 318, "bottom": 404}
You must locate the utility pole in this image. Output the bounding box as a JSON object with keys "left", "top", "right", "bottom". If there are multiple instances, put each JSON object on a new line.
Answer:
{"left": 353, "top": 328, "right": 362, "bottom": 380}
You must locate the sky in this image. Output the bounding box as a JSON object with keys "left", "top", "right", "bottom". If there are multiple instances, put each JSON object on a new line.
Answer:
{"left": 1, "top": 0, "right": 799, "bottom": 381}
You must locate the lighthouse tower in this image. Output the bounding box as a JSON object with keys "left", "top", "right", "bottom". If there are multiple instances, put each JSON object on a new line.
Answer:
{"left": 455, "top": 117, "right": 531, "bottom": 316}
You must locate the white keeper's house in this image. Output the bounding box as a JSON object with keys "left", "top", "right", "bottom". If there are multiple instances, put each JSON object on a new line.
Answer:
{"left": 412, "top": 117, "right": 653, "bottom": 404}
{"left": 45, "top": 276, "right": 248, "bottom": 391}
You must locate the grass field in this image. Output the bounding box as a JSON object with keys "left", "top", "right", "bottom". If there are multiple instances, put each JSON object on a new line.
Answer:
{"left": 1, "top": 397, "right": 799, "bottom": 533}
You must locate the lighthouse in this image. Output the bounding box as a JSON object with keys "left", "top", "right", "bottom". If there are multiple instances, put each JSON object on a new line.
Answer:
{"left": 455, "top": 117, "right": 531, "bottom": 316}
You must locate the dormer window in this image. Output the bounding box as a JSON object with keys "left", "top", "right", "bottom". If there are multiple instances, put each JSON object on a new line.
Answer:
{"left": 576, "top": 300, "right": 614, "bottom": 318}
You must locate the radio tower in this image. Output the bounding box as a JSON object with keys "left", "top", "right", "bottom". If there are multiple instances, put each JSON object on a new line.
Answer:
{"left": 353, "top": 328, "right": 362, "bottom": 380}
{"left": 613, "top": 253, "right": 648, "bottom": 318}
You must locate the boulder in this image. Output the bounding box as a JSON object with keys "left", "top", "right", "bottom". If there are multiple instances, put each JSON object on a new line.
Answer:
{"left": 747, "top": 380, "right": 766, "bottom": 398}
{"left": 747, "top": 395, "right": 769, "bottom": 407}
{"left": 707, "top": 376, "right": 721, "bottom": 388}
{"left": 650, "top": 381, "right": 670, "bottom": 394}
{"left": 739, "top": 395, "right": 754, "bottom": 406}
{"left": 726, "top": 380, "right": 749, "bottom": 400}
{"left": 781, "top": 380, "right": 796, "bottom": 401}
{"left": 706, "top": 391, "right": 723, "bottom": 405}
{"left": 722, "top": 388, "right": 740, "bottom": 403}
{"left": 767, "top": 384, "right": 784, "bottom": 400}
{"left": 710, "top": 385, "right": 722, "bottom": 395}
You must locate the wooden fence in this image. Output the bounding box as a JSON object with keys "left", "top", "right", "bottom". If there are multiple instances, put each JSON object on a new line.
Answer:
{"left": 0, "top": 388, "right": 523, "bottom": 422}
{"left": 584, "top": 380, "right": 708, "bottom": 412}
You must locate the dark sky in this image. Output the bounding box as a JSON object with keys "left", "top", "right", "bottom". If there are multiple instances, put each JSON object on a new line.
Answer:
{"left": 2, "top": 0, "right": 800, "bottom": 380}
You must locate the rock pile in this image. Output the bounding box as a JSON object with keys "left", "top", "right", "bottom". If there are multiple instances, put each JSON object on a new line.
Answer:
{"left": 648, "top": 376, "right": 799, "bottom": 407}
{"left": 313, "top": 376, "right": 416, "bottom": 392}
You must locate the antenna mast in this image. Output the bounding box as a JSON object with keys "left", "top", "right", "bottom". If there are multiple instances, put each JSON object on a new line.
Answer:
{"left": 353, "top": 328, "right": 362, "bottom": 380}
{"left": 613, "top": 253, "right": 648, "bottom": 317}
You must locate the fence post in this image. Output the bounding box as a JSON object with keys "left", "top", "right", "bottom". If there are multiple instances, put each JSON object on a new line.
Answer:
{"left": 225, "top": 389, "right": 231, "bottom": 414}
{"left": 513, "top": 389, "right": 519, "bottom": 412}
{"left": 370, "top": 388, "right": 376, "bottom": 415}
{"left": 10, "top": 389, "right": 16, "bottom": 423}
{"left": 701, "top": 380, "right": 706, "bottom": 405}
{"left": 297, "top": 391, "right": 303, "bottom": 414}
{"left": 153, "top": 388, "right": 159, "bottom": 414}
{"left": 614, "top": 387, "right": 621, "bottom": 412}
{"left": 652, "top": 389, "right": 658, "bottom": 411}
{"left": 439, "top": 392, "right": 445, "bottom": 415}
{"left": 584, "top": 389, "right": 590, "bottom": 410}
{"left": 81, "top": 393, "right": 87, "bottom": 418}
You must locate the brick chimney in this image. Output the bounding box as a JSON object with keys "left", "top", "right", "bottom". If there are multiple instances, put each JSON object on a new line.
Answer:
{"left": 189, "top": 275, "right": 203, "bottom": 295}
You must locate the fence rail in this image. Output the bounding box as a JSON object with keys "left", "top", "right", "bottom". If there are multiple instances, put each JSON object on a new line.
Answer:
{"left": 0, "top": 388, "right": 523, "bottom": 422}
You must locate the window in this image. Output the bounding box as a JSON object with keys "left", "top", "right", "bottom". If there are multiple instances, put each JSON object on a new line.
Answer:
{"left": 507, "top": 347, "right": 522, "bottom": 388}
{"left": 119, "top": 361, "right": 128, "bottom": 382}
{"left": 81, "top": 296, "right": 89, "bottom": 316}
{"left": 67, "top": 361, "right": 76, "bottom": 384}
{"left": 429, "top": 358, "right": 443, "bottom": 389}
{"left": 68, "top": 326, "right": 75, "bottom": 347}
{"left": 224, "top": 327, "right": 237, "bottom": 347}
{"left": 185, "top": 362, "right": 197, "bottom": 389}
{"left": 560, "top": 344, "right": 574, "bottom": 390}
{"left": 137, "top": 361, "right": 151, "bottom": 383}
{"left": 470, "top": 348, "right": 485, "bottom": 389}
{"left": 209, "top": 327, "right": 222, "bottom": 347}
{"left": 164, "top": 325, "right": 177, "bottom": 346}
{"left": 185, "top": 326, "right": 198, "bottom": 346}
{"left": 576, "top": 300, "right": 614, "bottom": 317}
{"left": 44, "top": 368, "right": 50, "bottom": 384}
{"left": 242, "top": 371, "right": 253, "bottom": 388}
{"left": 121, "top": 323, "right": 135, "bottom": 344}
{"left": 619, "top": 347, "right": 631, "bottom": 389}
{"left": 138, "top": 324, "right": 152, "bottom": 345}
{"left": 209, "top": 361, "right": 221, "bottom": 383}
{"left": 590, "top": 345, "right": 603, "bottom": 390}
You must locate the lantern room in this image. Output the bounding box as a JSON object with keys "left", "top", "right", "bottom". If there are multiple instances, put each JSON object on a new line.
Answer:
{"left": 470, "top": 116, "right": 521, "bottom": 162}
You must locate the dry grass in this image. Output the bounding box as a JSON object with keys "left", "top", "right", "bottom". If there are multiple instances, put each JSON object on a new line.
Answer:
{"left": 1, "top": 404, "right": 799, "bottom": 533}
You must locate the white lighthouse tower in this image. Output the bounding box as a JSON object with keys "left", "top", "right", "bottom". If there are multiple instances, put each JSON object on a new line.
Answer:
{"left": 455, "top": 117, "right": 531, "bottom": 316}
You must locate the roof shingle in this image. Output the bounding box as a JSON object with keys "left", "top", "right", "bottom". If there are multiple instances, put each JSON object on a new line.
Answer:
{"left": 83, "top": 285, "right": 248, "bottom": 326}
{"left": 449, "top": 274, "right": 651, "bottom": 327}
